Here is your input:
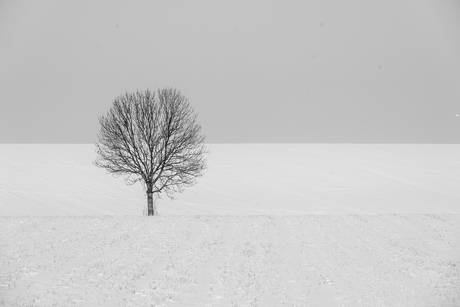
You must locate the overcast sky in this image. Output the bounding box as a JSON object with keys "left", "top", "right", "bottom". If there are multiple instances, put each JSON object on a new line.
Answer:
{"left": 1, "top": 0, "right": 459, "bottom": 143}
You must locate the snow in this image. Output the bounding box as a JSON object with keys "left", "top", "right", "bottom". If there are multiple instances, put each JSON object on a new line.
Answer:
{"left": 1, "top": 144, "right": 459, "bottom": 216}
{"left": 0, "top": 144, "right": 459, "bottom": 305}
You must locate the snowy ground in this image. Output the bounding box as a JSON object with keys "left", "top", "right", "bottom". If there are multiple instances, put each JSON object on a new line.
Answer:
{"left": 1, "top": 144, "right": 460, "bottom": 306}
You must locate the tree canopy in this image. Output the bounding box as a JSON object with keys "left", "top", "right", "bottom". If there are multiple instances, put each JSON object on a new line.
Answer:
{"left": 94, "top": 88, "right": 208, "bottom": 215}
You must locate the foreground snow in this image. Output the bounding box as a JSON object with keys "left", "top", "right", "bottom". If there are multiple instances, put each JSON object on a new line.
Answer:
{"left": 1, "top": 215, "right": 459, "bottom": 306}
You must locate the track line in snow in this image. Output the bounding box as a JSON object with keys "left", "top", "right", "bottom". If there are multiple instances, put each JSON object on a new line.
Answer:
{"left": 270, "top": 216, "right": 312, "bottom": 303}
{"left": 274, "top": 216, "right": 341, "bottom": 306}
{"left": 110, "top": 216, "right": 205, "bottom": 306}
{"left": 190, "top": 217, "right": 236, "bottom": 306}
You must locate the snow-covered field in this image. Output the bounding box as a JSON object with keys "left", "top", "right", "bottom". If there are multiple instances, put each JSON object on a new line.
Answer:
{"left": 1, "top": 144, "right": 460, "bottom": 306}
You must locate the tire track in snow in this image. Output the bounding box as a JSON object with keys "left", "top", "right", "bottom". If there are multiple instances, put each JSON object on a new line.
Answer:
{"left": 274, "top": 216, "right": 341, "bottom": 306}
{"left": 185, "top": 216, "right": 236, "bottom": 306}
{"left": 205, "top": 216, "right": 306, "bottom": 306}
{"left": 110, "top": 216, "right": 205, "bottom": 306}
{"left": 272, "top": 216, "right": 315, "bottom": 303}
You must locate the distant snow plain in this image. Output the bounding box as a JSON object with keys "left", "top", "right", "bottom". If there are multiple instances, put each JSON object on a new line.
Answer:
{"left": 0, "top": 144, "right": 459, "bottom": 306}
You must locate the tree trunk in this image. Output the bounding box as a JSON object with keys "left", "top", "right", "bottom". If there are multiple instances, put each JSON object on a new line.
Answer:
{"left": 146, "top": 185, "right": 157, "bottom": 216}
{"left": 147, "top": 192, "right": 154, "bottom": 216}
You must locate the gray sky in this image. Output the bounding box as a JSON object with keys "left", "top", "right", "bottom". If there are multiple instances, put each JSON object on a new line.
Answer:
{"left": 1, "top": 0, "right": 459, "bottom": 143}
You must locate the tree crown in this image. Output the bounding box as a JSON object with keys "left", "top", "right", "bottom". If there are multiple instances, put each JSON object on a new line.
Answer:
{"left": 94, "top": 88, "right": 208, "bottom": 199}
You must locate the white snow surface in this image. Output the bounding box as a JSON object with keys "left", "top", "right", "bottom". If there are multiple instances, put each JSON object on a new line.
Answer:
{"left": 0, "top": 144, "right": 459, "bottom": 306}
{"left": 1, "top": 144, "right": 459, "bottom": 216}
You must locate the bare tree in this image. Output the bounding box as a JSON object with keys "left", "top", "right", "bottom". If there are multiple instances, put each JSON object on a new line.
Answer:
{"left": 94, "top": 88, "right": 208, "bottom": 216}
